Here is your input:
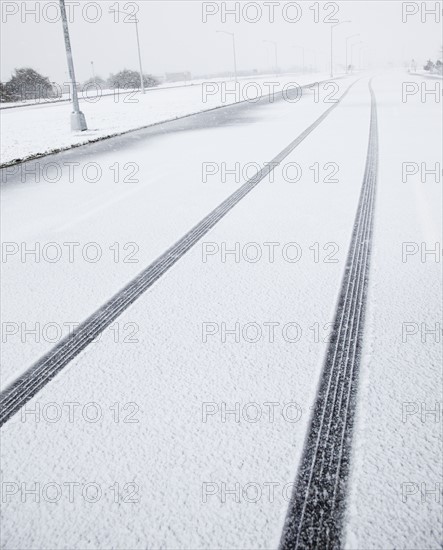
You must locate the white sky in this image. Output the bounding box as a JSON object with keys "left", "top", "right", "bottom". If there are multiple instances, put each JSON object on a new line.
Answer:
{"left": 1, "top": 1, "right": 442, "bottom": 82}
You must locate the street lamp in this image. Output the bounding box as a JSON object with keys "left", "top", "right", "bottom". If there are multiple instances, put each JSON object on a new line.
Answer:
{"left": 109, "top": 7, "right": 145, "bottom": 94}
{"left": 216, "top": 30, "right": 238, "bottom": 84}
{"left": 345, "top": 34, "right": 360, "bottom": 73}
{"left": 350, "top": 41, "right": 363, "bottom": 72}
{"left": 263, "top": 40, "right": 279, "bottom": 76}
{"left": 59, "top": 0, "right": 87, "bottom": 131}
{"left": 90, "top": 61, "right": 96, "bottom": 84}
{"left": 330, "top": 20, "right": 351, "bottom": 78}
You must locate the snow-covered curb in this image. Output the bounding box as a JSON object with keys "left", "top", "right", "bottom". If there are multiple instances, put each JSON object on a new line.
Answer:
{"left": 1, "top": 73, "right": 342, "bottom": 168}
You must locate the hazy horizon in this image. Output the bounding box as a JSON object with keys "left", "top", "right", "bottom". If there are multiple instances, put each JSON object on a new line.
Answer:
{"left": 1, "top": 1, "right": 442, "bottom": 83}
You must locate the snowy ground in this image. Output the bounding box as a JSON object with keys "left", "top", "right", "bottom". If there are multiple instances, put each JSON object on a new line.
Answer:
{"left": 409, "top": 70, "right": 443, "bottom": 79}
{"left": 343, "top": 73, "right": 442, "bottom": 550}
{"left": 0, "top": 72, "right": 333, "bottom": 166}
{"left": 0, "top": 72, "right": 315, "bottom": 110}
{"left": 0, "top": 75, "right": 356, "bottom": 388}
{"left": 0, "top": 72, "right": 441, "bottom": 549}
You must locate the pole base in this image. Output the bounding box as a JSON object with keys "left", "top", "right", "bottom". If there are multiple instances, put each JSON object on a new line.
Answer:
{"left": 71, "top": 111, "right": 88, "bottom": 132}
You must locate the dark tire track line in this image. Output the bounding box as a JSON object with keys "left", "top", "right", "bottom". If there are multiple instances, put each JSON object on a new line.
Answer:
{"left": 0, "top": 79, "right": 359, "bottom": 427}
{"left": 279, "top": 78, "right": 378, "bottom": 550}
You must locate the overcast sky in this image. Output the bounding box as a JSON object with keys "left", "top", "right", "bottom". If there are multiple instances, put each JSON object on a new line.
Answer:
{"left": 1, "top": 1, "right": 442, "bottom": 83}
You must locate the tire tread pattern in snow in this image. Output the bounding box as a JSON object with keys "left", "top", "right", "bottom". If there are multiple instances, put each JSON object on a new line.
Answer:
{"left": 0, "top": 79, "right": 358, "bottom": 427}
{"left": 279, "top": 78, "right": 378, "bottom": 550}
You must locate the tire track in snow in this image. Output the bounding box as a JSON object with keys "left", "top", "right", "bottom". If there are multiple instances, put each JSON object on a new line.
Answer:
{"left": 279, "top": 78, "right": 378, "bottom": 550}
{"left": 0, "top": 79, "right": 359, "bottom": 427}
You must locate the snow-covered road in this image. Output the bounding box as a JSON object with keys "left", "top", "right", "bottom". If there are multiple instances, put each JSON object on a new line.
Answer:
{"left": 0, "top": 72, "right": 441, "bottom": 550}
{"left": 0, "top": 72, "right": 333, "bottom": 165}
{"left": 344, "top": 73, "right": 442, "bottom": 550}
{"left": 1, "top": 76, "right": 355, "bottom": 388}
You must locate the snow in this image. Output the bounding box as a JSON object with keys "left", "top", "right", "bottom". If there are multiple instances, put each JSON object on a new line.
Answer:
{"left": 0, "top": 72, "right": 332, "bottom": 166}
{"left": 0, "top": 75, "right": 356, "bottom": 389}
{"left": 1, "top": 76, "right": 369, "bottom": 549}
{"left": 0, "top": 72, "right": 441, "bottom": 549}
{"left": 343, "top": 73, "right": 442, "bottom": 550}
{"left": 0, "top": 73, "right": 314, "bottom": 110}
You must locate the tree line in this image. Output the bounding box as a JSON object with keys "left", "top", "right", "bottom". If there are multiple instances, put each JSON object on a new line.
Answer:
{"left": 0, "top": 67, "right": 159, "bottom": 103}
{"left": 423, "top": 59, "right": 442, "bottom": 74}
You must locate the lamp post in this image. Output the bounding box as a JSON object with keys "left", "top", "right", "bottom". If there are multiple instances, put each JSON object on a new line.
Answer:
{"left": 216, "top": 30, "right": 238, "bottom": 83}
{"left": 59, "top": 0, "right": 87, "bottom": 131}
{"left": 345, "top": 34, "right": 360, "bottom": 73}
{"left": 110, "top": 7, "right": 145, "bottom": 94}
{"left": 330, "top": 20, "right": 351, "bottom": 77}
{"left": 263, "top": 40, "right": 278, "bottom": 76}
{"left": 90, "top": 61, "right": 95, "bottom": 83}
